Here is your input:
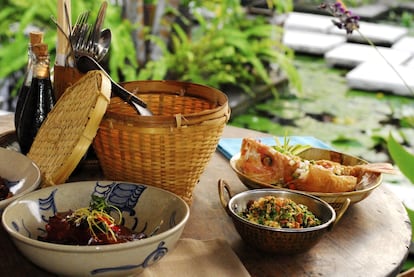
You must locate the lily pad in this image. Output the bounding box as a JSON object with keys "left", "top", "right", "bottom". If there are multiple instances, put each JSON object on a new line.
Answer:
{"left": 229, "top": 54, "right": 414, "bottom": 163}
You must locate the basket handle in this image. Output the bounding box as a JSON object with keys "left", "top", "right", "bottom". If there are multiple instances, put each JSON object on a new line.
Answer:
{"left": 218, "top": 179, "right": 233, "bottom": 214}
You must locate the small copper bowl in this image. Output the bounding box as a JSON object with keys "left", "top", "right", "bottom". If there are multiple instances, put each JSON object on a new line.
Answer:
{"left": 218, "top": 179, "right": 349, "bottom": 255}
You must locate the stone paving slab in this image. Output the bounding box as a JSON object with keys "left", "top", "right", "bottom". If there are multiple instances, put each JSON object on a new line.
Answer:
{"left": 283, "top": 11, "right": 414, "bottom": 96}
{"left": 284, "top": 12, "right": 408, "bottom": 47}
{"left": 392, "top": 36, "right": 414, "bottom": 55}
{"left": 325, "top": 43, "right": 412, "bottom": 68}
{"left": 399, "top": 2, "right": 414, "bottom": 12}
{"left": 346, "top": 61, "right": 414, "bottom": 96}
{"left": 329, "top": 21, "right": 408, "bottom": 46}
{"left": 406, "top": 57, "right": 414, "bottom": 68}
{"left": 293, "top": 3, "right": 391, "bottom": 21}
{"left": 282, "top": 29, "right": 346, "bottom": 55}
{"left": 348, "top": 4, "right": 390, "bottom": 20}
{"left": 283, "top": 12, "right": 333, "bottom": 33}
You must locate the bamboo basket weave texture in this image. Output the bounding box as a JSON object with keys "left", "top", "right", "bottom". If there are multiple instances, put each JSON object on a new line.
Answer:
{"left": 28, "top": 71, "right": 111, "bottom": 187}
{"left": 93, "top": 80, "right": 230, "bottom": 204}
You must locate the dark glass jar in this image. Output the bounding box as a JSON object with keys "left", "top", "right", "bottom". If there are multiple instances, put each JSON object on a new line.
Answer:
{"left": 17, "top": 43, "right": 55, "bottom": 154}
{"left": 14, "top": 31, "right": 44, "bottom": 144}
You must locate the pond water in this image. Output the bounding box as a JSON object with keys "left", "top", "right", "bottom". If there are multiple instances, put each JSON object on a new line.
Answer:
{"left": 230, "top": 54, "right": 414, "bottom": 164}
{"left": 230, "top": 2, "right": 414, "bottom": 165}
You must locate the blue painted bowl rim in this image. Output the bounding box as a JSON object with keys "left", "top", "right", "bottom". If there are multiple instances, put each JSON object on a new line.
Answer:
{"left": 1, "top": 180, "right": 190, "bottom": 252}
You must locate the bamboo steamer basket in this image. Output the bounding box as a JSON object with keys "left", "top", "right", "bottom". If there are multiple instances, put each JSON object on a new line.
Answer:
{"left": 28, "top": 71, "right": 111, "bottom": 187}
{"left": 93, "top": 80, "right": 230, "bottom": 205}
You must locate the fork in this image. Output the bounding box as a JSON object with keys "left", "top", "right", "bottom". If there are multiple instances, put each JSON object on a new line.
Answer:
{"left": 70, "top": 11, "right": 91, "bottom": 60}
{"left": 70, "top": 4, "right": 152, "bottom": 115}
{"left": 70, "top": 2, "right": 107, "bottom": 62}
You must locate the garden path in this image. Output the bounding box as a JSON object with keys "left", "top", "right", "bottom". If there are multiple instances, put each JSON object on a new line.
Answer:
{"left": 280, "top": 5, "right": 414, "bottom": 207}
{"left": 283, "top": 10, "right": 414, "bottom": 96}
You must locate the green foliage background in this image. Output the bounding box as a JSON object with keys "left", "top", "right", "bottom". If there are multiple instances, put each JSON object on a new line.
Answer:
{"left": 0, "top": 0, "right": 299, "bottom": 105}
{"left": 0, "top": 1, "right": 136, "bottom": 98}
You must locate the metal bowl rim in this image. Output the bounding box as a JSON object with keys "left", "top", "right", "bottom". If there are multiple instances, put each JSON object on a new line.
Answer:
{"left": 227, "top": 188, "right": 336, "bottom": 233}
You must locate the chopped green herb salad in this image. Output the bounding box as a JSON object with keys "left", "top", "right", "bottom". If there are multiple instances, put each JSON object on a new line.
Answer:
{"left": 240, "top": 196, "right": 321, "bottom": 228}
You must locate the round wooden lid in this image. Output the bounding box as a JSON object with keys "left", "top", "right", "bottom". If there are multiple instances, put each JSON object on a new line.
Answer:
{"left": 28, "top": 70, "right": 111, "bottom": 187}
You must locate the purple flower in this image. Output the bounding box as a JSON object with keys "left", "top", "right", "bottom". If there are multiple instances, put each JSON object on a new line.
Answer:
{"left": 319, "top": 1, "right": 360, "bottom": 34}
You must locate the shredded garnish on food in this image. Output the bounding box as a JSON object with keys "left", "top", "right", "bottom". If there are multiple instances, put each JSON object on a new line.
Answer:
{"left": 240, "top": 196, "right": 321, "bottom": 229}
{"left": 67, "top": 195, "right": 122, "bottom": 242}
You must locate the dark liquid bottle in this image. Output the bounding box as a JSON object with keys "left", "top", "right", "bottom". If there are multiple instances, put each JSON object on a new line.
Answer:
{"left": 17, "top": 43, "right": 55, "bottom": 154}
{"left": 14, "top": 31, "right": 44, "bottom": 144}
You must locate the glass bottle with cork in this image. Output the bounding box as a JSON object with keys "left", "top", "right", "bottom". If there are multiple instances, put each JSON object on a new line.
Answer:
{"left": 17, "top": 42, "right": 56, "bottom": 154}
{"left": 14, "top": 31, "right": 44, "bottom": 143}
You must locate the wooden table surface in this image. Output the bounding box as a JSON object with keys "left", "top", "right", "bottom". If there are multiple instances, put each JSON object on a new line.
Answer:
{"left": 0, "top": 113, "right": 412, "bottom": 276}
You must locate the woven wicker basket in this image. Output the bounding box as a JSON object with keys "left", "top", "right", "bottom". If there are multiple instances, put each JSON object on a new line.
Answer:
{"left": 93, "top": 80, "right": 230, "bottom": 204}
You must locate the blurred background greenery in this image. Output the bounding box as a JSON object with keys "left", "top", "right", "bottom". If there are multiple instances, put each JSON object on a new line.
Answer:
{"left": 0, "top": 0, "right": 300, "bottom": 111}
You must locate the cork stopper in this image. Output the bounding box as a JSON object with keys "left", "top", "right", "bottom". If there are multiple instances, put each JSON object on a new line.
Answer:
{"left": 29, "top": 31, "right": 43, "bottom": 45}
{"left": 32, "top": 43, "right": 49, "bottom": 57}
{"left": 32, "top": 43, "right": 50, "bottom": 78}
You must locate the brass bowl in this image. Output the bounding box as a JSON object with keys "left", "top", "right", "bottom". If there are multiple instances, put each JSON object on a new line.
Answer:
{"left": 218, "top": 179, "right": 349, "bottom": 254}
{"left": 230, "top": 147, "right": 382, "bottom": 211}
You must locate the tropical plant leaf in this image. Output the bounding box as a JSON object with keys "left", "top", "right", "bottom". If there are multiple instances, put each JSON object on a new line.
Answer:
{"left": 387, "top": 133, "right": 414, "bottom": 184}
{"left": 244, "top": 24, "right": 277, "bottom": 37}
{"left": 405, "top": 208, "right": 414, "bottom": 242}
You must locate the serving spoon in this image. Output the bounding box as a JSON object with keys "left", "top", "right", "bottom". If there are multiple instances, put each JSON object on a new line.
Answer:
{"left": 76, "top": 55, "right": 153, "bottom": 116}
{"left": 96, "top": 28, "right": 111, "bottom": 62}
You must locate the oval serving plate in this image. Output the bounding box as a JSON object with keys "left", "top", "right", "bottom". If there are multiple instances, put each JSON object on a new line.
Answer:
{"left": 230, "top": 148, "right": 382, "bottom": 211}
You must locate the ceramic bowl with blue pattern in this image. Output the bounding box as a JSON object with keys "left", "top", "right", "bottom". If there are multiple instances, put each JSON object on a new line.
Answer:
{"left": 1, "top": 180, "right": 190, "bottom": 276}
{"left": 0, "top": 147, "right": 41, "bottom": 213}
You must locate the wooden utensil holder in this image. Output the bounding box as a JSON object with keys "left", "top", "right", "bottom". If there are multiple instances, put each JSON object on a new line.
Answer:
{"left": 53, "top": 65, "right": 85, "bottom": 100}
